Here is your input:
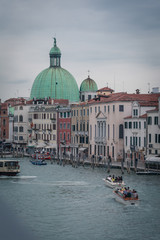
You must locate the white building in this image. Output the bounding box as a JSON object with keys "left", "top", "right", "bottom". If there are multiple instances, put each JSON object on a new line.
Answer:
{"left": 89, "top": 92, "right": 160, "bottom": 162}
{"left": 13, "top": 104, "right": 31, "bottom": 149}
{"left": 147, "top": 97, "right": 160, "bottom": 155}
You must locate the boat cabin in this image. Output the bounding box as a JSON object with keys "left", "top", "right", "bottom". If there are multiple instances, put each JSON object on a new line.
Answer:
{"left": 0, "top": 160, "right": 20, "bottom": 176}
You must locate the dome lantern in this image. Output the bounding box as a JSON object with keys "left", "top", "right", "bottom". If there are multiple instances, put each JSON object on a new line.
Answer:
{"left": 49, "top": 38, "right": 61, "bottom": 67}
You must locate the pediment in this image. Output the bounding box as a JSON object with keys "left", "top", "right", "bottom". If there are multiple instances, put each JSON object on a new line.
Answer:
{"left": 96, "top": 111, "right": 107, "bottom": 120}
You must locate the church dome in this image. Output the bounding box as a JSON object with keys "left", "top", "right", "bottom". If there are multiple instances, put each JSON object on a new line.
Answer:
{"left": 80, "top": 76, "right": 98, "bottom": 92}
{"left": 30, "top": 38, "right": 79, "bottom": 102}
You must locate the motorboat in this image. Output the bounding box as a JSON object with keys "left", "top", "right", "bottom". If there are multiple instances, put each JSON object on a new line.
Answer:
{"left": 31, "top": 152, "right": 51, "bottom": 160}
{"left": 113, "top": 188, "right": 139, "bottom": 205}
{"left": 103, "top": 176, "right": 125, "bottom": 188}
{"left": 30, "top": 159, "right": 47, "bottom": 165}
{"left": 0, "top": 159, "right": 20, "bottom": 176}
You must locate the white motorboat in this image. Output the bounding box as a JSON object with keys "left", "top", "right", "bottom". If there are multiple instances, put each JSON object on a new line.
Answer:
{"left": 0, "top": 160, "right": 20, "bottom": 176}
{"left": 103, "top": 176, "right": 125, "bottom": 188}
{"left": 113, "top": 188, "right": 139, "bottom": 205}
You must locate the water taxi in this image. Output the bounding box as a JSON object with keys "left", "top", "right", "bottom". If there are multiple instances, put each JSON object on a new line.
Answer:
{"left": 0, "top": 160, "right": 20, "bottom": 176}
{"left": 103, "top": 176, "right": 125, "bottom": 188}
{"left": 114, "top": 187, "right": 139, "bottom": 205}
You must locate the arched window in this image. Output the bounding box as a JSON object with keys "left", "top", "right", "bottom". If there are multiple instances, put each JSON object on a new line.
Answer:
{"left": 19, "top": 115, "right": 23, "bottom": 122}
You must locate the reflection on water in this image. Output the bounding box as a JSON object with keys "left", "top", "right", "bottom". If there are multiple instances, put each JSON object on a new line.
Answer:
{"left": 1, "top": 158, "right": 160, "bottom": 240}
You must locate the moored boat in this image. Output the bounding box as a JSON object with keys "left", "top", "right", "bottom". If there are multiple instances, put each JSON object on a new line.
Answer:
{"left": 0, "top": 160, "right": 20, "bottom": 176}
{"left": 113, "top": 187, "right": 139, "bottom": 205}
{"left": 103, "top": 175, "right": 125, "bottom": 188}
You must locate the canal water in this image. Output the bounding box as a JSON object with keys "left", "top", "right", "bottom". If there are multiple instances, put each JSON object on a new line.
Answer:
{"left": 0, "top": 158, "right": 160, "bottom": 240}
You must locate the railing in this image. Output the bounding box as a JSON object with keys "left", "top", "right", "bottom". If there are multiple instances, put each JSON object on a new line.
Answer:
{"left": 94, "top": 137, "right": 107, "bottom": 144}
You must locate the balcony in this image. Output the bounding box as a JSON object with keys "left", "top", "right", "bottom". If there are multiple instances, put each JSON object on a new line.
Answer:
{"left": 95, "top": 137, "right": 107, "bottom": 144}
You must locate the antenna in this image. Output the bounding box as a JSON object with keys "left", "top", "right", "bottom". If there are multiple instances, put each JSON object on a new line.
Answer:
{"left": 114, "top": 73, "right": 116, "bottom": 92}
{"left": 148, "top": 82, "right": 150, "bottom": 93}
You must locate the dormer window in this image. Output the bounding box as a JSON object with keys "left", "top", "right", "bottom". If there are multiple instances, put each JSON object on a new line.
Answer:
{"left": 133, "top": 109, "right": 138, "bottom": 117}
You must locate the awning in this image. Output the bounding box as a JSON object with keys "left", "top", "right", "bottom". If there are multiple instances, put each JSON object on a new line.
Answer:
{"left": 146, "top": 156, "right": 160, "bottom": 164}
{"left": 45, "top": 143, "right": 57, "bottom": 148}
{"left": 36, "top": 143, "right": 46, "bottom": 148}
{"left": 79, "top": 147, "right": 87, "bottom": 152}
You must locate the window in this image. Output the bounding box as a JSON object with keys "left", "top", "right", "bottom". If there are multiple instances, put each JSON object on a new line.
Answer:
{"left": 19, "top": 136, "right": 23, "bottom": 141}
{"left": 139, "top": 122, "right": 141, "bottom": 129}
{"left": 64, "top": 112, "right": 66, "bottom": 118}
{"left": 108, "top": 105, "right": 110, "bottom": 113}
{"left": 14, "top": 126, "right": 18, "bottom": 132}
{"left": 90, "top": 107, "right": 92, "bottom": 114}
{"left": 104, "top": 106, "right": 106, "bottom": 112}
{"left": 113, "top": 105, "right": 115, "bottom": 112}
{"left": 125, "top": 136, "right": 127, "bottom": 146}
{"left": 133, "top": 109, "right": 138, "bottom": 116}
{"left": 72, "top": 125, "right": 75, "bottom": 131}
{"left": 3, "top": 119, "right": 6, "bottom": 126}
{"left": 147, "top": 117, "right": 152, "bottom": 125}
{"left": 95, "top": 107, "right": 97, "bottom": 113}
{"left": 60, "top": 133, "right": 62, "bottom": 140}
{"left": 19, "top": 115, "right": 23, "bottom": 122}
{"left": 64, "top": 132, "right": 66, "bottom": 140}
{"left": 82, "top": 95, "right": 85, "bottom": 102}
{"left": 60, "top": 123, "right": 62, "bottom": 129}
{"left": 108, "top": 124, "right": 110, "bottom": 140}
{"left": 154, "top": 116, "right": 158, "bottom": 125}
{"left": 3, "top": 130, "right": 6, "bottom": 137}
{"left": 119, "top": 124, "right": 124, "bottom": 139}
{"left": 139, "top": 137, "right": 141, "bottom": 147}
{"left": 64, "top": 123, "right": 66, "bottom": 129}
{"left": 83, "top": 109, "right": 85, "bottom": 116}
{"left": 88, "top": 95, "right": 91, "bottom": 100}
{"left": 98, "top": 106, "right": 100, "bottom": 112}
{"left": 87, "top": 109, "right": 89, "bottom": 116}
{"left": 113, "top": 124, "right": 115, "bottom": 140}
{"left": 124, "top": 122, "right": 128, "bottom": 129}
{"left": 95, "top": 125, "right": 96, "bottom": 137}
{"left": 133, "top": 122, "right": 138, "bottom": 129}
{"left": 67, "top": 133, "right": 70, "bottom": 141}
{"left": 90, "top": 125, "right": 92, "bottom": 140}
{"left": 144, "top": 121, "right": 146, "bottom": 129}
{"left": 19, "top": 126, "right": 23, "bottom": 132}
{"left": 119, "top": 105, "right": 124, "bottom": 112}
{"left": 67, "top": 123, "right": 70, "bottom": 129}
{"left": 149, "top": 134, "right": 151, "bottom": 143}
{"left": 129, "top": 122, "right": 132, "bottom": 129}
{"left": 83, "top": 122, "right": 85, "bottom": 131}
{"left": 155, "top": 134, "right": 157, "bottom": 143}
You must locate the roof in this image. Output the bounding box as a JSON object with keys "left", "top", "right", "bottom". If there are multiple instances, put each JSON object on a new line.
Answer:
{"left": 97, "top": 87, "right": 114, "bottom": 92}
{"left": 88, "top": 92, "right": 160, "bottom": 106}
{"left": 124, "top": 113, "right": 147, "bottom": 119}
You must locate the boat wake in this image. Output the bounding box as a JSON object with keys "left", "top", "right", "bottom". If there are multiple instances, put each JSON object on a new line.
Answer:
{"left": 0, "top": 175, "right": 37, "bottom": 179}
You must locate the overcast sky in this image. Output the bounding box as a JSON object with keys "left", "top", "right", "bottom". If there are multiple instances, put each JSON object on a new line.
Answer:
{"left": 0, "top": 0, "right": 160, "bottom": 102}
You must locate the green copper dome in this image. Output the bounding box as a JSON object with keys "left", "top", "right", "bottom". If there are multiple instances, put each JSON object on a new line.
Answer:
{"left": 80, "top": 76, "right": 98, "bottom": 92}
{"left": 30, "top": 67, "right": 79, "bottom": 101}
{"left": 30, "top": 39, "right": 79, "bottom": 102}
